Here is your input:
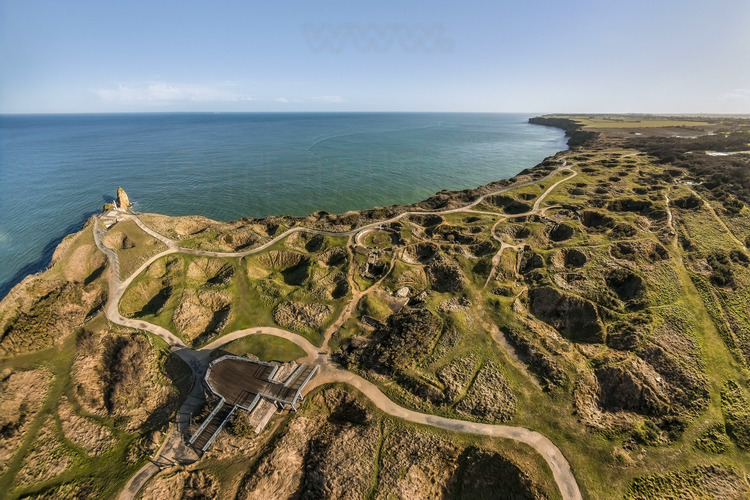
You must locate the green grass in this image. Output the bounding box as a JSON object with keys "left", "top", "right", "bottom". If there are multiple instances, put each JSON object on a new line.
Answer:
{"left": 328, "top": 317, "right": 360, "bottom": 352}
{"left": 9, "top": 133, "right": 750, "bottom": 499}
{"left": 625, "top": 464, "right": 744, "bottom": 499}
{"left": 119, "top": 236, "right": 354, "bottom": 348}
{"left": 224, "top": 256, "right": 277, "bottom": 334}
{"left": 721, "top": 381, "right": 750, "bottom": 450}
{"left": 215, "top": 334, "right": 306, "bottom": 363}
{"left": 45, "top": 219, "right": 104, "bottom": 282}
{"left": 362, "top": 231, "right": 393, "bottom": 249}
{"left": 103, "top": 219, "right": 168, "bottom": 279}
{"left": 357, "top": 293, "right": 392, "bottom": 322}
{"left": 569, "top": 117, "right": 712, "bottom": 129}
{"left": 694, "top": 423, "right": 731, "bottom": 454}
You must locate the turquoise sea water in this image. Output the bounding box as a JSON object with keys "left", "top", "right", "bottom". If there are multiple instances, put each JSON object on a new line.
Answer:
{"left": 0, "top": 113, "right": 566, "bottom": 297}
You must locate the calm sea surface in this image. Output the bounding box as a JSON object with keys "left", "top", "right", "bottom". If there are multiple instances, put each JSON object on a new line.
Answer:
{"left": 0, "top": 113, "right": 566, "bottom": 296}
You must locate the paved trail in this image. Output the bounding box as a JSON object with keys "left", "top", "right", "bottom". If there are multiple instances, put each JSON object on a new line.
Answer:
{"left": 311, "top": 366, "right": 581, "bottom": 500}
{"left": 95, "top": 160, "right": 583, "bottom": 500}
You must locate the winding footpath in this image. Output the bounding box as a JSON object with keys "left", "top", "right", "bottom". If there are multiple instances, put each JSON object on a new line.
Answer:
{"left": 96, "top": 161, "right": 583, "bottom": 500}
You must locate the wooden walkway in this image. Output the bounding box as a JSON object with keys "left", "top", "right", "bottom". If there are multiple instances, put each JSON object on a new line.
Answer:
{"left": 189, "top": 400, "right": 236, "bottom": 451}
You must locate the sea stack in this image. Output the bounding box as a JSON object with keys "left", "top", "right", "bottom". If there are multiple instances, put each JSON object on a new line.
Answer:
{"left": 116, "top": 186, "right": 131, "bottom": 210}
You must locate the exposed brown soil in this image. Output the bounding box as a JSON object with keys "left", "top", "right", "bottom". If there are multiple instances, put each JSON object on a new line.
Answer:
{"left": 593, "top": 354, "right": 671, "bottom": 415}
{"left": 0, "top": 369, "right": 53, "bottom": 472}
{"left": 438, "top": 296, "right": 471, "bottom": 313}
{"left": 102, "top": 230, "right": 136, "bottom": 250}
{"left": 57, "top": 396, "right": 115, "bottom": 455}
{"left": 14, "top": 416, "right": 71, "bottom": 486}
{"left": 407, "top": 214, "right": 444, "bottom": 227}
{"left": 427, "top": 224, "right": 478, "bottom": 245}
{"left": 605, "top": 269, "right": 647, "bottom": 309}
{"left": 139, "top": 213, "right": 278, "bottom": 251}
{"left": 377, "top": 424, "right": 546, "bottom": 499}
{"left": 257, "top": 250, "right": 307, "bottom": 270}
{"left": 528, "top": 286, "right": 604, "bottom": 343}
{"left": 273, "top": 301, "right": 333, "bottom": 331}
{"left": 610, "top": 222, "right": 638, "bottom": 238}
{"left": 401, "top": 242, "right": 439, "bottom": 265}
{"left": 580, "top": 210, "right": 614, "bottom": 230}
{"left": 141, "top": 469, "right": 219, "bottom": 500}
{"left": 499, "top": 224, "right": 532, "bottom": 242}
{"left": 395, "top": 267, "right": 428, "bottom": 292}
{"left": 486, "top": 194, "right": 532, "bottom": 214}
{"left": 237, "top": 389, "right": 378, "bottom": 500}
{"left": 455, "top": 361, "right": 517, "bottom": 422}
{"left": 309, "top": 269, "right": 349, "bottom": 300}
{"left": 437, "top": 354, "right": 478, "bottom": 402}
{"left": 140, "top": 213, "right": 213, "bottom": 238}
{"left": 319, "top": 247, "right": 347, "bottom": 267}
{"left": 71, "top": 329, "right": 179, "bottom": 431}
{"left": 186, "top": 257, "right": 234, "bottom": 284}
{"left": 548, "top": 223, "right": 574, "bottom": 242}
{"left": 234, "top": 387, "right": 547, "bottom": 499}
{"left": 0, "top": 276, "right": 105, "bottom": 356}
{"left": 561, "top": 248, "right": 587, "bottom": 268}
{"left": 61, "top": 243, "right": 107, "bottom": 284}
{"left": 377, "top": 429, "right": 459, "bottom": 499}
{"left": 282, "top": 231, "right": 322, "bottom": 253}
{"left": 426, "top": 259, "right": 465, "bottom": 293}
{"left": 173, "top": 288, "right": 231, "bottom": 342}
{"left": 609, "top": 241, "right": 669, "bottom": 263}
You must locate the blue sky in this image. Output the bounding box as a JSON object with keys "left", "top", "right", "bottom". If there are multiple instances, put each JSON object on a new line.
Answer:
{"left": 1, "top": 0, "right": 749, "bottom": 113}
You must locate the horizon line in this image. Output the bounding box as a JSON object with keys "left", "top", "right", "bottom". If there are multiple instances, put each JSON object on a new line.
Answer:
{"left": 2, "top": 110, "right": 749, "bottom": 117}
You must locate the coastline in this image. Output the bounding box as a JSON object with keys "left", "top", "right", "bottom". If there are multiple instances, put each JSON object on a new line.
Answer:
{"left": 0, "top": 116, "right": 569, "bottom": 300}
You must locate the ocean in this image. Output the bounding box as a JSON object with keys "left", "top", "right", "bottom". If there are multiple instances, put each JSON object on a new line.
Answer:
{"left": 0, "top": 113, "right": 566, "bottom": 297}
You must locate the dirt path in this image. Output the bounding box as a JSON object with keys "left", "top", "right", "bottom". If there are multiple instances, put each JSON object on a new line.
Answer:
{"left": 319, "top": 245, "right": 400, "bottom": 349}
{"left": 479, "top": 164, "right": 575, "bottom": 290}
{"left": 533, "top": 166, "right": 574, "bottom": 212}
{"left": 198, "top": 326, "right": 321, "bottom": 361}
{"left": 128, "top": 216, "right": 178, "bottom": 248}
{"left": 95, "top": 158, "right": 583, "bottom": 500}
{"left": 311, "top": 365, "right": 581, "bottom": 500}
{"left": 484, "top": 242, "right": 522, "bottom": 289}
{"left": 688, "top": 187, "right": 748, "bottom": 252}
{"left": 664, "top": 193, "right": 680, "bottom": 250}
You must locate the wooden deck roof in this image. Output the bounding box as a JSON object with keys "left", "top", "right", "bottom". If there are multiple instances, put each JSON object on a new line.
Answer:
{"left": 205, "top": 355, "right": 317, "bottom": 410}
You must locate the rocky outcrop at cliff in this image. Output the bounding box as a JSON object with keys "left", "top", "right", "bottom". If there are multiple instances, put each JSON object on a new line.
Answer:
{"left": 116, "top": 186, "right": 131, "bottom": 210}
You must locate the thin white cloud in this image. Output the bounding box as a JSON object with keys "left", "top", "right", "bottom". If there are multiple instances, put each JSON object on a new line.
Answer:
{"left": 720, "top": 89, "right": 750, "bottom": 102}
{"left": 275, "top": 97, "right": 289, "bottom": 103}
{"left": 311, "top": 95, "right": 344, "bottom": 103}
{"left": 93, "top": 82, "right": 253, "bottom": 103}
